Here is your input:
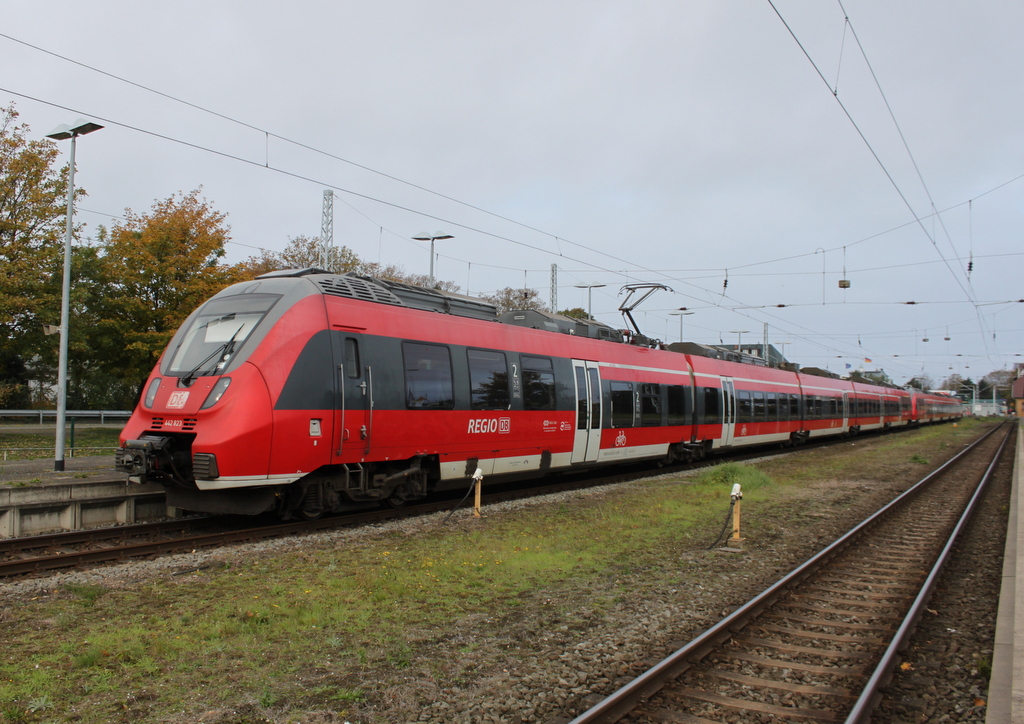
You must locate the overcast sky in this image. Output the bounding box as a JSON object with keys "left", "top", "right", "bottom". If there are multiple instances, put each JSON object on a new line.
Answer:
{"left": 2, "top": 0, "right": 1021, "bottom": 387}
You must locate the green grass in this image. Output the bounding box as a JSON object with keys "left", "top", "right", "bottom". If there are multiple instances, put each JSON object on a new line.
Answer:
{"left": 0, "top": 419, "right": 993, "bottom": 722}
{"left": 0, "top": 426, "right": 122, "bottom": 460}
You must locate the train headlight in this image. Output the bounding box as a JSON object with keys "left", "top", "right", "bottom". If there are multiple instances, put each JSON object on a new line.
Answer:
{"left": 143, "top": 378, "right": 161, "bottom": 408}
{"left": 200, "top": 377, "right": 231, "bottom": 410}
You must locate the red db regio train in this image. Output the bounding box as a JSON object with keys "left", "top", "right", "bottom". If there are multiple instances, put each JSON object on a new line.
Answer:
{"left": 115, "top": 269, "right": 963, "bottom": 518}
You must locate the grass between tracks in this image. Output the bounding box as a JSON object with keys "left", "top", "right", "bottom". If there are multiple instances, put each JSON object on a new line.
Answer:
{"left": 0, "top": 418, "right": 993, "bottom": 723}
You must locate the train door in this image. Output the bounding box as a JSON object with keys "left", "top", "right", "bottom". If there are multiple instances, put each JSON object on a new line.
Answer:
{"left": 720, "top": 377, "right": 736, "bottom": 446}
{"left": 571, "top": 360, "right": 601, "bottom": 463}
{"left": 332, "top": 334, "right": 369, "bottom": 459}
{"left": 842, "top": 392, "right": 850, "bottom": 430}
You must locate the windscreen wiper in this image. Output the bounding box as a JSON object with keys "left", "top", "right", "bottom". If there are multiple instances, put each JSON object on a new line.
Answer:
{"left": 180, "top": 326, "right": 242, "bottom": 386}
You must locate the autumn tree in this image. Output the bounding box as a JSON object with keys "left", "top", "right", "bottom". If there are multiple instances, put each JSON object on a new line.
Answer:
{"left": 90, "top": 190, "right": 241, "bottom": 393}
{"left": 482, "top": 287, "right": 549, "bottom": 314}
{"left": 237, "top": 238, "right": 462, "bottom": 292}
{"left": 558, "top": 307, "right": 589, "bottom": 319}
{"left": 0, "top": 103, "right": 76, "bottom": 406}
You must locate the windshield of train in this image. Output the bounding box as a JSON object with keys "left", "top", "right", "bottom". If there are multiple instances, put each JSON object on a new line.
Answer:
{"left": 166, "top": 294, "right": 280, "bottom": 377}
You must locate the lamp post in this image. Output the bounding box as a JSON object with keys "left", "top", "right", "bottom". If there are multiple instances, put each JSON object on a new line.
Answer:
{"left": 669, "top": 310, "right": 694, "bottom": 343}
{"left": 729, "top": 330, "right": 750, "bottom": 355}
{"left": 45, "top": 119, "right": 103, "bottom": 472}
{"left": 574, "top": 283, "right": 606, "bottom": 320}
{"left": 412, "top": 231, "right": 453, "bottom": 286}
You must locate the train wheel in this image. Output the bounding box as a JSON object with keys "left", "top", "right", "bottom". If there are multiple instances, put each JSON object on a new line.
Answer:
{"left": 386, "top": 484, "right": 411, "bottom": 508}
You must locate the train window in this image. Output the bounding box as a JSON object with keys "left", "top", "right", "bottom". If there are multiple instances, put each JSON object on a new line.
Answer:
{"left": 166, "top": 293, "right": 280, "bottom": 376}
{"left": 521, "top": 356, "right": 556, "bottom": 410}
{"left": 575, "top": 368, "right": 589, "bottom": 429}
{"left": 789, "top": 394, "right": 800, "bottom": 419}
{"left": 737, "top": 390, "right": 752, "bottom": 423}
{"left": 702, "top": 387, "right": 721, "bottom": 425}
{"left": 610, "top": 382, "right": 634, "bottom": 428}
{"left": 641, "top": 383, "right": 662, "bottom": 427}
{"left": 766, "top": 392, "right": 778, "bottom": 420}
{"left": 753, "top": 391, "right": 766, "bottom": 421}
{"left": 402, "top": 342, "right": 454, "bottom": 409}
{"left": 588, "top": 368, "right": 601, "bottom": 429}
{"left": 344, "top": 338, "right": 360, "bottom": 379}
{"left": 467, "top": 349, "right": 510, "bottom": 410}
{"left": 667, "top": 385, "right": 690, "bottom": 426}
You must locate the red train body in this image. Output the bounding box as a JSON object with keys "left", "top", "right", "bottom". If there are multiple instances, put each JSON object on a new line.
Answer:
{"left": 115, "top": 269, "right": 962, "bottom": 517}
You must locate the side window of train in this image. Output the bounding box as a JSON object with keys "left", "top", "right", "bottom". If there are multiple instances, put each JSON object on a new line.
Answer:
{"left": 521, "top": 356, "right": 556, "bottom": 410}
{"left": 641, "top": 383, "right": 662, "bottom": 426}
{"left": 766, "top": 392, "right": 778, "bottom": 420}
{"left": 344, "top": 338, "right": 361, "bottom": 379}
{"left": 402, "top": 342, "right": 454, "bottom": 409}
{"left": 610, "top": 382, "right": 634, "bottom": 428}
{"left": 790, "top": 394, "right": 800, "bottom": 420}
{"left": 666, "top": 385, "right": 689, "bottom": 426}
{"left": 467, "top": 349, "right": 510, "bottom": 410}
{"left": 753, "top": 391, "right": 766, "bottom": 421}
{"left": 737, "top": 390, "right": 752, "bottom": 423}
{"left": 702, "top": 387, "right": 721, "bottom": 424}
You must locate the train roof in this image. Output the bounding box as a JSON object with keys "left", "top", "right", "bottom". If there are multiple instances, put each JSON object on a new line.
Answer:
{"left": 256, "top": 268, "right": 498, "bottom": 321}
{"left": 254, "top": 269, "right": 929, "bottom": 392}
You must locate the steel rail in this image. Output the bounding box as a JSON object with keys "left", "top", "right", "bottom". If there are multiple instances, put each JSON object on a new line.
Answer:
{"left": 566, "top": 421, "right": 1006, "bottom": 724}
{"left": 843, "top": 421, "right": 1014, "bottom": 723}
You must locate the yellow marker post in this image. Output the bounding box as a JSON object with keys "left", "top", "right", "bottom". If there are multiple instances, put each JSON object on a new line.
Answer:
{"left": 728, "top": 483, "right": 746, "bottom": 546}
{"left": 472, "top": 468, "right": 484, "bottom": 518}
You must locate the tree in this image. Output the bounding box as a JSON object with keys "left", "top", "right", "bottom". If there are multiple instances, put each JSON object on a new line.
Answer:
{"left": 558, "top": 307, "right": 589, "bottom": 319}
{"left": 90, "top": 190, "right": 242, "bottom": 390}
{"left": 482, "top": 287, "right": 549, "bottom": 314}
{"left": 237, "top": 238, "right": 462, "bottom": 293}
{"left": 904, "top": 374, "right": 934, "bottom": 390}
{"left": 0, "top": 103, "right": 76, "bottom": 405}
{"left": 981, "top": 369, "right": 1014, "bottom": 400}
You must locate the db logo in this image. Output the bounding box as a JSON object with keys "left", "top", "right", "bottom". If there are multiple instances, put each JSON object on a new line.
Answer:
{"left": 615, "top": 430, "right": 627, "bottom": 447}
{"left": 739, "top": 425, "right": 747, "bottom": 436}
{"left": 167, "top": 391, "right": 190, "bottom": 409}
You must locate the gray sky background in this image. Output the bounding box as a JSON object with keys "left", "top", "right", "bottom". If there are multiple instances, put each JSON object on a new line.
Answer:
{"left": 2, "top": 0, "right": 1021, "bottom": 387}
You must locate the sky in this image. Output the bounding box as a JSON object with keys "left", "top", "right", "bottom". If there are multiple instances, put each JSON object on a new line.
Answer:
{"left": 1, "top": 0, "right": 1021, "bottom": 388}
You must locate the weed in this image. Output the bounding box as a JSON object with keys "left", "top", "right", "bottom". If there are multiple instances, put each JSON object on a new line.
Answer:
{"left": 65, "top": 583, "right": 106, "bottom": 607}
{"left": 976, "top": 654, "right": 992, "bottom": 680}
{"left": 1, "top": 704, "right": 26, "bottom": 722}
{"left": 9, "top": 482, "right": 26, "bottom": 488}
{"left": 910, "top": 454, "right": 929, "bottom": 464}
{"left": 26, "top": 695, "right": 53, "bottom": 713}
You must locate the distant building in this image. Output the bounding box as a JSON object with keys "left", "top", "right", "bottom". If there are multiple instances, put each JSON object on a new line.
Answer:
{"left": 717, "top": 343, "right": 788, "bottom": 367}
{"left": 1012, "top": 367, "right": 1024, "bottom": 417}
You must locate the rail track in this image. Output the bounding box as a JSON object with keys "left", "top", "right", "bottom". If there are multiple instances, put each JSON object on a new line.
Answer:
{"left": 567, "top": 421, "right": 1012, "bottom": 724}
{"left": 0, "top": 458, "right": 719, "bottom": 578}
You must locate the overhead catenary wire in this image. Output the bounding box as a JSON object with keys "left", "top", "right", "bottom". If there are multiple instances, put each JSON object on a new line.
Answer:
{"left": 3, "top": 25, "right": 1019, "bottom": 377}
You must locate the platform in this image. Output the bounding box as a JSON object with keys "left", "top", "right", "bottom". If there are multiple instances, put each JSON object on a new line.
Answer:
{"left": 987, "top": 422, "right": 1023, "bottom": 722}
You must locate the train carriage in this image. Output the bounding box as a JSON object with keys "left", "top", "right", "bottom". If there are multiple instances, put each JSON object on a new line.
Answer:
{"left": 116, "top": 269, "right": 961, "bottom": 518}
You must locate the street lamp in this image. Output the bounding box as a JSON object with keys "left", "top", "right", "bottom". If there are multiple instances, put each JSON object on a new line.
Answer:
{"left": 669, "top": 310, "right": 694, "bottom": 343}
{"left": 412, "top": 231, "right": 453, "bottom": 286}
{"left": 45, "top": 119, "right": 104, "bottom": 472}
{"left": 729, "top": 330, "right": 750, "bottom": 354}
{"left": 574, "top": 283, "right": 606, "bottom": 320}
